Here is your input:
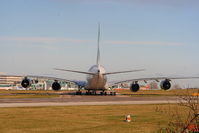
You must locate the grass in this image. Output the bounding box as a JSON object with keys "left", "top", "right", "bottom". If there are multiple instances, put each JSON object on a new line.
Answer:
{"left": 0, "top": 90, "right": 70, "bottom": 94}
{"left": 116, "top": 89, "right": 199, "bottom": 96}
{"left": 0, "top": 90, "right": 68, "bottom": 98}
{"left": 0, "top": 89, "right": 198, "bottom": 98}
{"left": 0, "top": 104, "right": 183, "bottom": 133}
{"left": 0, "top": 94, "right": 59, "bottom": 98}
{"left": 0, "top": 89, "right": 193, "bottom": 132}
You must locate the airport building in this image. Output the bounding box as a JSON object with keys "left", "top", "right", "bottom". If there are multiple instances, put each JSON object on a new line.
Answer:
{"left": 0, "top": 75, "right": 78, "bottom": 90}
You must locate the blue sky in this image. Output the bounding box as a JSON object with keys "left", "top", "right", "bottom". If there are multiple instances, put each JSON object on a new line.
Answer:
{"left": 0, "top": 0, "right": 199, "bottom": 87}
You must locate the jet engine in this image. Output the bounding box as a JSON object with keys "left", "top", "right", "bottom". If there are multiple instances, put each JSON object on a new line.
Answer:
{"left": 21, "top": 78, "right": 31, "bottom": 88}
{"left": 52, "top": 81, "right": 61, "bottom": 91}
{"left": 160, "top": 79, "right": 171, "bottom": 90}
{"left": 130, "top": 82, "right": 140, "bottom": 92}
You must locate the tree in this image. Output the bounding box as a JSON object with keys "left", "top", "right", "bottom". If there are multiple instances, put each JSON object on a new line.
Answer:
{"left": 157, "top": 89, "right": 199, "bottom": 133}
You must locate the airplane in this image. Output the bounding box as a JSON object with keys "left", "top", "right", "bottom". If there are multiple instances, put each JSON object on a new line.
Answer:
{"left": 1, "top": 24, "right": 199, "bottom": 95}
{"left": 53, "top": 24, "right": 145, "bottom": 95}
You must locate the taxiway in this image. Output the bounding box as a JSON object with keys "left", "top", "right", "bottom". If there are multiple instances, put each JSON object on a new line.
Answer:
{"left": 0, "top": 94, "right": 180, "bottom": 107}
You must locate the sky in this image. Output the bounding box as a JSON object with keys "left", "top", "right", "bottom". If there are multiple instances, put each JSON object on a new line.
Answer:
{"left": 0, "top": 0, "right": 199, "bottom": 87}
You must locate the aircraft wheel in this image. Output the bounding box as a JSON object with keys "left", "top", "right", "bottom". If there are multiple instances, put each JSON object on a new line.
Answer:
{"left": 104, "top": 92, "right": 107, "bottom": 96}
{"left": 76, "top": 91, "right": 82, "bottom": 95}
{"left": 86, "top": 91, "right": 91, "bottom": 95}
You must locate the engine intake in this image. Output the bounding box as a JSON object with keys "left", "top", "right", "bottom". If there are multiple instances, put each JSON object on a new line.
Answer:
{"left": 160, "top": 79, "right": 171, "bottom": 90}
{"left": 21, "top": 78, "right": 31, "bottom": 88}
{"left": 52, "top": 81, "right": 61, "bottom": 91}
{"left": 130, "top": 83, "right": 140, "bottom": 92}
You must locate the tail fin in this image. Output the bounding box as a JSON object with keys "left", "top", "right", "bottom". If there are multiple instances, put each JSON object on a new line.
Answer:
{"left": 96, "top": 23, "right": 100, "bottom": 68}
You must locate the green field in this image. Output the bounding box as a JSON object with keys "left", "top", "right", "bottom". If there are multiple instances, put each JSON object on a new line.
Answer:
{"left": 0, "top": 89, "right": 198, "bottom": 99}
{"left": 0, "top": 104, "right": 179, "bottom": 133}
{"left": 0, "top": 90, "right": 66, "bottom": 98}
{"left": 0, "top": 89, "right": 195, "bottom": 132}
{"left": 116, "top": 89, "right": 199, "bottom": 96}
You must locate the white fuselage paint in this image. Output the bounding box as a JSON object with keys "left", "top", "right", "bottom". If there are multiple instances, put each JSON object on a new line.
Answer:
{"left": 86, "top": 65, "right": 107, "bottom": 90}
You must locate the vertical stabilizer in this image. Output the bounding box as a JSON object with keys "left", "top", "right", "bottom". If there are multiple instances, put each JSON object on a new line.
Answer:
{"left": 96, "top": 23, "right": 100, "bottom": 68}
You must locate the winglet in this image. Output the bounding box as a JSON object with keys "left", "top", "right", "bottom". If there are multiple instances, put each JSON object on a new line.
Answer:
{"left": 96, "top": 23, "right": 100, "bottom": 68}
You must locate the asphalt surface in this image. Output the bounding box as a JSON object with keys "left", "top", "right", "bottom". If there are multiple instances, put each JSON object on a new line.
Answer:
{"left": 0, "top": 94, "right": 180, "bottom": 107}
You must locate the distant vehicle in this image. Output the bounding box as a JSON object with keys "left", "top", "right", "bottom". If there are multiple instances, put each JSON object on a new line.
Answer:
{"left": 2, "top": 24, "right": 199, "bottom": 95}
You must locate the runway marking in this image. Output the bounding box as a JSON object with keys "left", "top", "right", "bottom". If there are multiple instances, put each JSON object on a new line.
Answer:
{"left": 0, "top": 100, "right": 180, "bottom": 108}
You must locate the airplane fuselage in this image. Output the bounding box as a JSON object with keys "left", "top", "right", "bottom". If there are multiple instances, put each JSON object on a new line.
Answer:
{"left": 86, "top": 65, "right": 107, "bottom": 90}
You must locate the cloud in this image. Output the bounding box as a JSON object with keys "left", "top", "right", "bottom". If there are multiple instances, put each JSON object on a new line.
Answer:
{"left": 0, "top": 36, "right": 184, "bottom": 48}
{"left": 0, "top": 36, "right": 93, "bottom": 50}
{"left": 0, "top": 36, "right": 91, "bottom": 44}
{"left": 105, "top": 41, "right": 184, "bottom": 46}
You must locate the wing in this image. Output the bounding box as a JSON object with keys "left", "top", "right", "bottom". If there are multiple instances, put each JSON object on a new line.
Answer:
{"left": 25, "top": 75, "right": 75, "bottom": 82}
{"left": 110, "top": 76, "right": 199, "bottom": 92}
{"left": 0, "top": 74, "right": 72, "bottom": 82}
{"left": 115, "top": 76, "right": 199, "bottom": 84}
{"left": 0, "top": 74, "right": 87, "bottom": 88}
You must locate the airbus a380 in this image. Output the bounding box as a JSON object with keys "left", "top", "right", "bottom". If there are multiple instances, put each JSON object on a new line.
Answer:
{"left": 2, "top": 25, "right": 199, "bottom": 95}
{"left": 53, "top": 25, "right": 145, "bottom": 95}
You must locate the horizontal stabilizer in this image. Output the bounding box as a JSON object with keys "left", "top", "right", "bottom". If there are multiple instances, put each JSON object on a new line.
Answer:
{"left": 54, "top": 68, "right": 96, "bottom": 75}
{"left": 103, "top": 69, "right": 145, "bottom": 75}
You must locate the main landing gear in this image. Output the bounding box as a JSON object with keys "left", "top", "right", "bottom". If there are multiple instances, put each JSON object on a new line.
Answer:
{"left": 109, "top": 91, "right": 116, "bottom": 96}
{"left": 76, "top": 91, "right": 82, "bottom": 95}
{"left": 75, "top": 90, "right": 116, "bottom": 96}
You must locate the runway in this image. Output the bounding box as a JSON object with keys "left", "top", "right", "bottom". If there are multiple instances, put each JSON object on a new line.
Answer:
{"left": 0, "top": 94, "right": 180, "bottom": 107}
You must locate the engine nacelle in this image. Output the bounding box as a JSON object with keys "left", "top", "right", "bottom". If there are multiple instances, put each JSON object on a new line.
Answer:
{"left": 21, "top": 78, "right": 31, "bottom": 88}
{"left": 160, "top": 79, "right": 171, "bottom": 90}
{"left": 52, "top": 81, "right": 61, "bottom": 91}
{"left": 130, "top": 83, "right": 140, "bottom": 92}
